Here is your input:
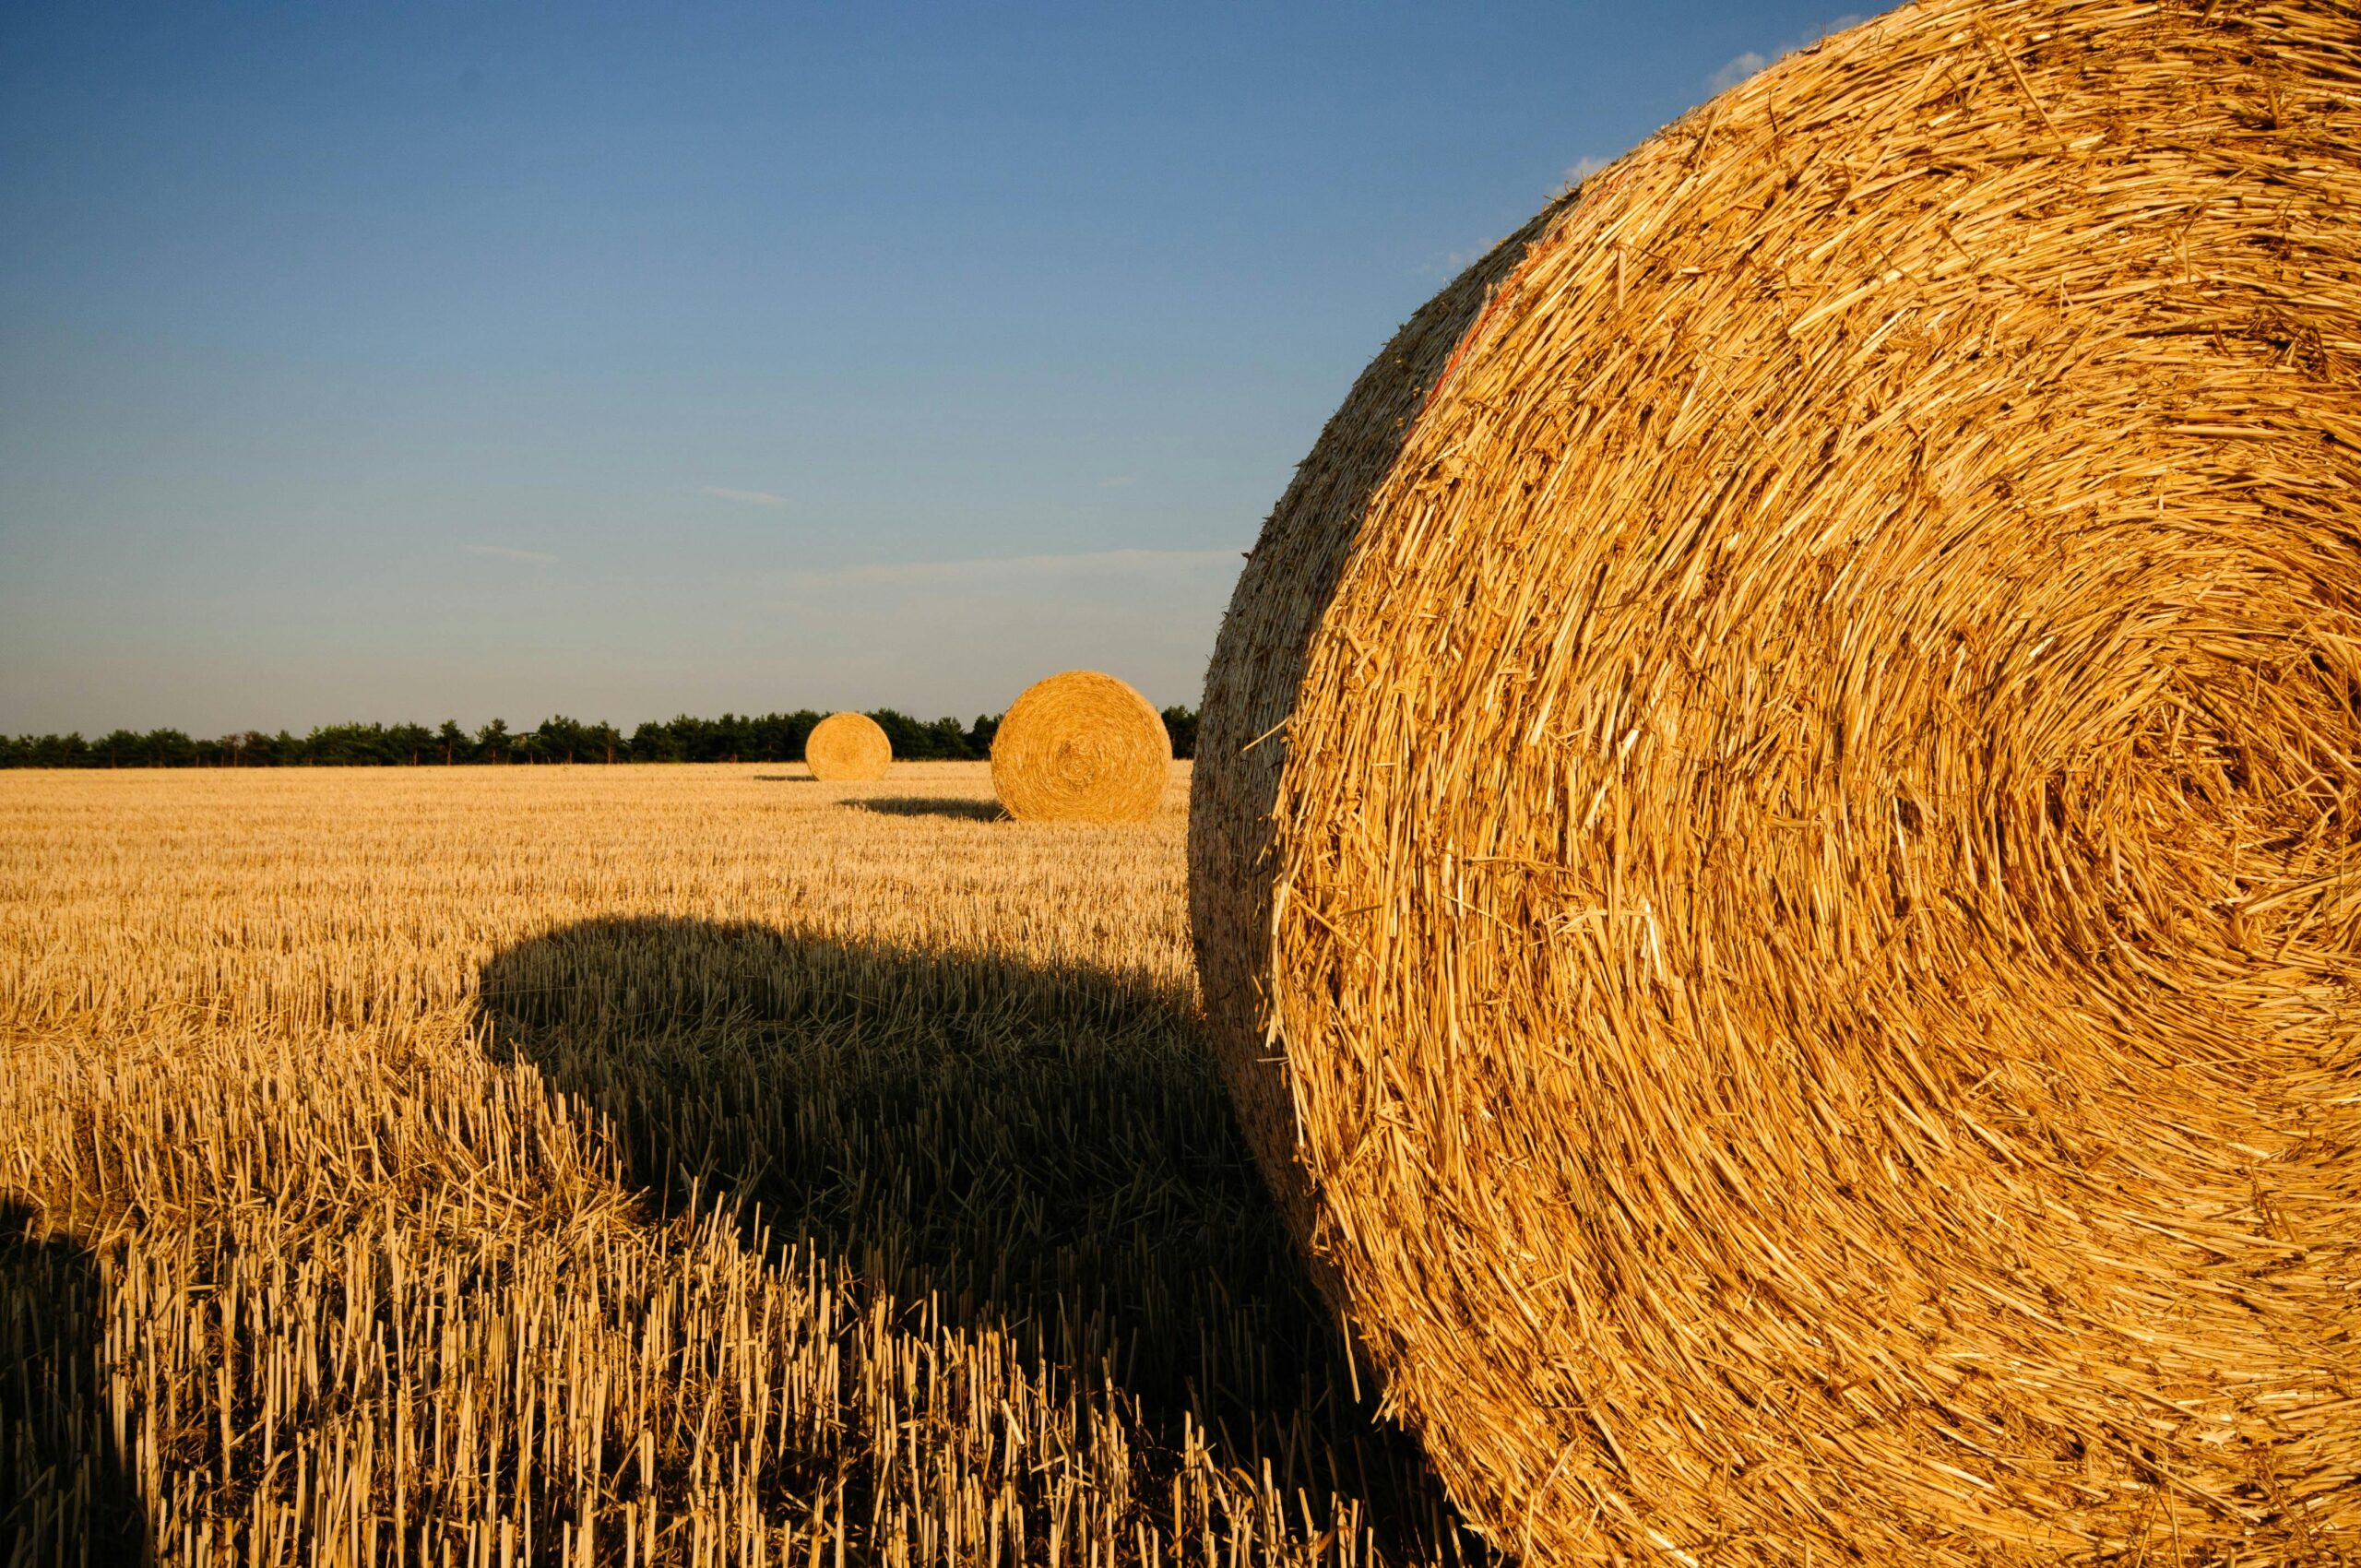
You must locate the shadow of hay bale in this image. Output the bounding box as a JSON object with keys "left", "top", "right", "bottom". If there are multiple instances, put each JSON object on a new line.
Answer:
{"left": 0, "top": 1198, "right": 146, "bottom": 1561}
{"left": 845, "top": 797, "right": 1003, "bottom": 822}
{"left": 476, "top": 917, "right": 1479, "bottom": 1562}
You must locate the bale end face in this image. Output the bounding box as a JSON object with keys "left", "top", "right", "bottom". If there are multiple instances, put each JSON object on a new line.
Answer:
{"left": 1191, "top": 0, "right": 2361, "bottom": 1560}
{"left": 804, "top": 711, "right": 892, "bottom": 783}
{"left": 991, "top": 671, "right": 1169, "bottom": 824}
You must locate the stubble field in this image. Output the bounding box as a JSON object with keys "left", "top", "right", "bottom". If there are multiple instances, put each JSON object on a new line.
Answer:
{"left": 0, "top": 763, "right": 1477, "bottom": 1567}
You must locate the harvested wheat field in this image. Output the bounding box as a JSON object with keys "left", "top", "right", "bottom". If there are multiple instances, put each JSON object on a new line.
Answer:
{"left": 1195, "top": 0, "right": 2360, "bottom": 1563}
{"left": 0, "top": 763, "right": 1480, "bottom": 1567}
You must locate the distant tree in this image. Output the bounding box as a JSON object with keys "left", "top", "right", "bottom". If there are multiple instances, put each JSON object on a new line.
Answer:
{"left": 24, "top": 733, "right": 89, "bottom": 767}
{"left": 867, "top": 709, "right": 932, "bottom": 759}
{"left": 745, "top": 713, "right": 786, "bottom": 761}
{"left": 680, "top": 714, "right": 725, "bottom": 763}
{"left": 1160, "top": 706, "right": 1198, "bottom": 760}
{"left": 388, "top": 722, "right": 434, "bottom": 766}
{"left": 627, "top": 720, "right": 680, "bottom": 762}
{"left": 781, "top": 710, "right": 824, "bottom": 759}
{"left": 658, "top": 715, "right": 710, "bottom": 762}
{"left": 138, "top": 729, "right": 198, "bottom": 766}
{"left": 746, "top": 710, "right": 823, "bottom": 762}
{"left": 2, "top": 702, "right": 1050, "bottom": 766}
{"left": 535, "top": 715, "right": 591, "bottom": 763}
{"left": 304, "top": 723, "right": 403, "bottom": 766}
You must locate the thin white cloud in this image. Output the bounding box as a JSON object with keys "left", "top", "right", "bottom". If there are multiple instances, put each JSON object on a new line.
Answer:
{"left": 463, "top": 543, "right": 557, "bottom": 564}
{"left": 1431, "top": 242, "right": 1499, "bottom": 276}
{"left": 698, "top": 486, "right": 789, "bottom": 507}
{"left": 1711, "top": 14, "right": 1864, "bottom": 93}
{"left": 1434, "top": 157, "right": 1625, "bottom": 277}
{"left": 783, "top": 547, "right": 1242, "bottom": 592}
{"left": 1565, "top": 154, "right": 1614, "bottom": 186}
{"left": 1709, "top": 50, "right": 1771, "bottom": 91}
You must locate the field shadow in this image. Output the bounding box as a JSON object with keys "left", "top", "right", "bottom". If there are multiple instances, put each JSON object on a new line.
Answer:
{"left": 478, "top": 917, "right": 1477, "bottom": 1562}
{"left": 845, "top": 796, "right": 1003, "bottom": 822}
{"left": 751, "top": 773, "right": 816, "bottom": 783}
{"left": 0, "top": 1199, "right": 147, "bottom": 1562}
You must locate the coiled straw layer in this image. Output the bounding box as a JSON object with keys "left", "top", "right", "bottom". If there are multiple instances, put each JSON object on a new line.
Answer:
{"left": 804, "top": 711, "right": 892, "bottom": 782}
{"left": 1191, "top": 2, "right": 2361, "bottom": 1562}
{"left": 991, "top": 671, "right": 1170, "bottom": 823}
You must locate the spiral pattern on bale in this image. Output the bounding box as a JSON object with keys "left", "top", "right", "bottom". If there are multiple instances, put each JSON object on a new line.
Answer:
{"left": 1190, "top": 3, "right": 2361, "bottom": 1562}
{"left": 803, "top": 711, "right": 892, "bottom": 782}
{"left": 991, "top": 671, "right": 1170, "bottom": 823}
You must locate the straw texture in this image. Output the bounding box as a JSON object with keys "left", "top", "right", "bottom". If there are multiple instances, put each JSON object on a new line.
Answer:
{"left": 1190, "top": 2, "right": 2361, "bottom": 1562}
{"left": 804, "top": 711, "right": 892, "bottom": 782}
{"left": 991, "top": 671, "right": 1170, "bottom": 823}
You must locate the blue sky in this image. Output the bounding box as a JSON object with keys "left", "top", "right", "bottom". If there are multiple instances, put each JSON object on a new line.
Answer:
{"left": 2, "top": 2, "right": 1860, "bottom": 733}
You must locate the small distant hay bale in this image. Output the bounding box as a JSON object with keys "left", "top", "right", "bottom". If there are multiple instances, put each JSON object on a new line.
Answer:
{"left": 1191, "top": 2, "right": 2361, "bottom": 1562}
{"left": 991, "top": 671, "right": 1169, "bottom": 823}
{"left": 803, "top": 711, "right": 891, "bottom": 782}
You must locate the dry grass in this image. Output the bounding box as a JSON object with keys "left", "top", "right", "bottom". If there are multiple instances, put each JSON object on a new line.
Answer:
{"left": 0, "top": 762, "right": 1477, "bottom": 1566}
{"left": 1196, "top": 1, "right": 2361, "bottom": 1562}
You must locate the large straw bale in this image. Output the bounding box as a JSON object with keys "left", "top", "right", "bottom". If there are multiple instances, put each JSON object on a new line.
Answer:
{"left": 991, "top": 671, "right": 1170, "bottom": 823}
{"left": 1190, "top": 2, "right": 2361, "bottom": 1561}
{"left": 804, "top": 711, "right": 892, "bottom": 782}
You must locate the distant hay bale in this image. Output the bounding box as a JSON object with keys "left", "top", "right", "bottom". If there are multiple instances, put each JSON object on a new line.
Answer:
{"left": 804, "top": 711, "right": 891, "bottom": 782}
{"left": 991, "top": 671, "right": 1169, "bottom": 823}
{"left": 1191, "top": 3, "right": 2361, "bottom": 1563}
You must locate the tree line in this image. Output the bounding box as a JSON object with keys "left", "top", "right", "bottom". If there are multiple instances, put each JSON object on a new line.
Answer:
{"left": 0, "top": 707, "right": 1203, "bottom": 768}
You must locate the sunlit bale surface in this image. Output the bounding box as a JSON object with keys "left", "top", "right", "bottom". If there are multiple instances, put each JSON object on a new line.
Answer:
{"left": 803, "top": 711, "right": 894, "bottom": 783}
{"left": 991, "top": 672, "right": 1172, "bottom": 826}
{"left": 1192, "top": 1, "right": 2361, "bottom": 1560}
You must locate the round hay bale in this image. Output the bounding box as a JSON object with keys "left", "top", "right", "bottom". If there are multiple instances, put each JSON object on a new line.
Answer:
{"left": 803, "top": 711, "right": 891, "bottom": 782}
{"left": 1190, "top": 3, "right": 2361, "bottom": 1562}
{"left": 991, "top": 671, "right": 1169, "bottom": 823}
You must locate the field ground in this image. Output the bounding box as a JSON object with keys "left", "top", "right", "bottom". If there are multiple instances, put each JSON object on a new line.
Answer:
{"left": 0, "top": 762, "right": 1479, "bottom": 1567}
